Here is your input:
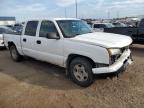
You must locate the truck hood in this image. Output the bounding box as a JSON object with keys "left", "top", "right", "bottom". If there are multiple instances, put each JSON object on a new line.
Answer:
{"left": 70, "top": 32, "right": 132, "bottom": 48}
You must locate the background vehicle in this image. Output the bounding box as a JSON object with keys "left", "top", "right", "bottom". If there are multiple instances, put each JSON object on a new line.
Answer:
{"left": 92, "top": 23, "right": 114, "bottom": 32}
{"left": 104, "top": 19, "right": 144, "bottom": 43}
{"left": 12, "top": 23, "right": 23, "bottom": 33}
{"left": 112, "top": 22, "right": 128, "bottom": 27}
{"left": 4, "top": 18, "right": 132, "bottom": 87}
{"left": 0, "top": 26, "right": 13, "bottom": 49}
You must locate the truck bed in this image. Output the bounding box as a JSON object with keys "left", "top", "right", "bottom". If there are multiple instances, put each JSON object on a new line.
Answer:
{"left": 4, "top": 33, "right": 23, "bottom": 54}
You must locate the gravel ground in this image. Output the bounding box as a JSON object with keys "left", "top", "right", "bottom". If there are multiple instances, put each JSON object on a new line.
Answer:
{"left": 0, "top": 44, "right": 144, "bottom": 108}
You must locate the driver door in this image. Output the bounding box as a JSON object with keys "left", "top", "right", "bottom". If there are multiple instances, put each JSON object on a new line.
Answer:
{"left": 34, "top": 20, "right": 64, "bottom": 66}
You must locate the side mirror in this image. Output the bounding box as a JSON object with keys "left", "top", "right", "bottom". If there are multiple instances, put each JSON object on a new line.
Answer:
{"left": 46, "top": 32, "right": 60, "bottom": 40}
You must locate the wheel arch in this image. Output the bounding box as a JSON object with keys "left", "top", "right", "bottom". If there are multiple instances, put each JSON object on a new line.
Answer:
{"left": 66, "top": 54, "right": 96, "bottom": 75}
{"left": 8, "top": 41, "right": 16, "bottom": 49}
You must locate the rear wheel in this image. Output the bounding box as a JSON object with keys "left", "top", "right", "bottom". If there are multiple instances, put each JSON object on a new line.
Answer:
{"left": 10, "top": 45, "right": 22, "bottom": 62}
{"left": 70, "top": 57, "right": 94, "bottom": 87}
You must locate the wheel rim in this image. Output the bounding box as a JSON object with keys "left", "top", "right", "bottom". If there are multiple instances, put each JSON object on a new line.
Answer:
{"left": 73, "top": 64, "right": 88, "bottom": 82}
{"left": 11, "top": 47, "right": 17, "bottom": 60}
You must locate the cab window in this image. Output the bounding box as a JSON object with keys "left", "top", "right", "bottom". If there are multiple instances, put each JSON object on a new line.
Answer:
{"left": 24, "top": 21, "right": 38, "bottom": 36}
{"left": 39, "top": 21, "right": 58, "bottom": 38}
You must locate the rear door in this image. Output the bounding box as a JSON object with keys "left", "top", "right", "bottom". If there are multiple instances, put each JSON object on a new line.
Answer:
{"left": 22, "top": 21, "right": 39, "bottom": 58}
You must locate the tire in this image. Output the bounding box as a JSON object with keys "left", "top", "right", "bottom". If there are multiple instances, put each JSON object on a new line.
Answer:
{"left": 70, "top": 57, "right": 94, "bottom": 87}
{"left": 9, "top": 45, "right": 22, "bottom": 62}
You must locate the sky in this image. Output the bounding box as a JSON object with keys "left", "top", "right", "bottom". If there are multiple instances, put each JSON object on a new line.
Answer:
{"left": 0, "top": 0, "right": 144, "bottom": 21}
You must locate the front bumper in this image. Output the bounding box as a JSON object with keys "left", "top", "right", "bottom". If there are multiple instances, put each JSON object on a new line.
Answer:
{"left": 92, "top": 49, "right": 132, "bottom": 74}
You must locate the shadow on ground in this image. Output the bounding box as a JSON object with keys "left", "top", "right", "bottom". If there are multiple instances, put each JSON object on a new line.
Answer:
{"left": 0, "top": 50, "right": 119, "bottom": 90}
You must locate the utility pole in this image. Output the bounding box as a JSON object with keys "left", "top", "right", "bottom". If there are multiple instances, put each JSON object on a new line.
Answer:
{"left": 76, "top": 0, "right": 78, "bottom": 18}
{"left": 117, "top": 11, "right": 119, "bottom": 19}
{"left": 65, "top": 8, "right": 67, "bottom": 18}
{"left": 108, "top": 11, "right": 110, "bottom": 19}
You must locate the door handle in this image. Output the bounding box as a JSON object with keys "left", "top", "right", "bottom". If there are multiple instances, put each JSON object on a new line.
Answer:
{"left": 23, "top": 38, "right": 27, "bottom": 42}
{"left": 36, "top": 40, "right": 41, "bottom": 44}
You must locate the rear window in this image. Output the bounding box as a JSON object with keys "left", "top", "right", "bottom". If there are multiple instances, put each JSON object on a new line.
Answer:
{"left": 94, "top": 24, "right": 106, "bottom": 28}
{"left": 24, "top": 21, "right": 38, "bottom": 36}
{"left": 94, "top": 24, "right": 100, "bottom": 28}
{"left": 99, "top": 24, "right": 106, "bottom": 28}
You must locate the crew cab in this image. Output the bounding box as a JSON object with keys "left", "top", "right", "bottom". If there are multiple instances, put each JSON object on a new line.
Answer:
{"left": 4, "top": 18, "right": 133, "bottom": 87}
{"left": 104, "top": 19, "right": 144, "bottom": 44}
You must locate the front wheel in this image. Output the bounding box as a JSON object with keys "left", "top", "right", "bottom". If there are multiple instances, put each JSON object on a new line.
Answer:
{"left": 10, "top": 45, "right": 22, "bottom": 62}
{"left": 70, "top": 57, "right": 94, "bottom": 87}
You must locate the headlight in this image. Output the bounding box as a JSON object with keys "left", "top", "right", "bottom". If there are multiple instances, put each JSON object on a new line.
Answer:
{"left": 107, "top": 48, "right": 121, "bottom": 56}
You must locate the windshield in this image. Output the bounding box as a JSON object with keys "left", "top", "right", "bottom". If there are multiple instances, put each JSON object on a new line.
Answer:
{"left": 57, "top": 20, "right": 93, "bottom": 38}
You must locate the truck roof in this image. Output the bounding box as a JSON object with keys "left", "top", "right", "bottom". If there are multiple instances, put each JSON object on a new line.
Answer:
{"left": 23, "top": 18, "right": 80, "bottom": 22}
{"left": 93, "top": 23, "right": 112, "bottom": 25}
{"left": 53, "top": 18, "right": 80, "bottom": 20}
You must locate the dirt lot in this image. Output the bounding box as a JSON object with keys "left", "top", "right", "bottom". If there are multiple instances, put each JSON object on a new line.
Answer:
{"left": 0, "top": 44, "right": 144, "bottom": 108}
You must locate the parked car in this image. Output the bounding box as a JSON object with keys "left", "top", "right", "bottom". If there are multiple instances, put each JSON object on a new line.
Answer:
{"left": 104, "top": 19, "right": 144, "bottom": 44}
{"left": 0, "top": 26, "right": 13, "bottom": 49}
{"left": 6, "top": 25, "right": 14, "bottom": 29}
{"left": 112, "top": 22, "right": 128, "bottom": 27}
{"left": 92, "top": 23, "right": 114, "bottom": 32}
{"left": 4, "top": 18, "right": 132, "bottom": 87}
{"left": 12, "top": 24, "right": 23, "bottom": 33}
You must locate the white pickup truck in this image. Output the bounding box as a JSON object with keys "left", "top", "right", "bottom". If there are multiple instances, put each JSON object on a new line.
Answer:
{"left": 4, "top": 18, "right": 133, "bottom": 87}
